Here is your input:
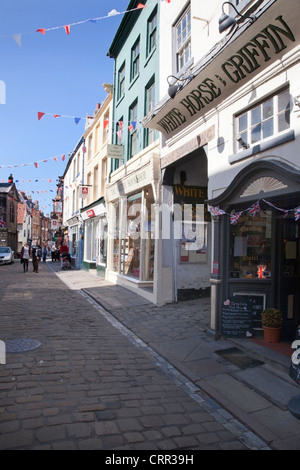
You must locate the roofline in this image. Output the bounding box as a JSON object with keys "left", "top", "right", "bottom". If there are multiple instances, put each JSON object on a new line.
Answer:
{"left": 107, "top": 1, "right": 146, "bottom": 58}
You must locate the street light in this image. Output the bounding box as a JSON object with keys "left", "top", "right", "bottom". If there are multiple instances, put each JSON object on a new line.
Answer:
{"left": 218, "top": 1, "right": 256, "bottom": 34}
{"left": 167, "top": 75, "right": 193, "bottom": 99}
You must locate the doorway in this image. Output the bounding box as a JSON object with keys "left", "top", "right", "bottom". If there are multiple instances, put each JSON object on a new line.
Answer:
{"left": 276, "top": 214, "right": 300, "bottom": 341}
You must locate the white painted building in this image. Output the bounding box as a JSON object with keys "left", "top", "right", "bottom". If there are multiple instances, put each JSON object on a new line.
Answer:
{"left": 144, "top": 0, "right": 300, "bottom": 340}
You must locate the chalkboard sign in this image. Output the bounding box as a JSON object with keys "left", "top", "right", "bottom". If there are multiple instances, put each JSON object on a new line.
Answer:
{"left": 233, "top": 292, "right": 265, "bottom": 330}
{"left": 221, "top": 295, "right": 253, "bottom": 338}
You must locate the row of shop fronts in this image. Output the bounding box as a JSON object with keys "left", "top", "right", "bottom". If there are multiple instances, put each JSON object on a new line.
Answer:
{"left": 63, "top": 0, "right": 300, "bottom": 343}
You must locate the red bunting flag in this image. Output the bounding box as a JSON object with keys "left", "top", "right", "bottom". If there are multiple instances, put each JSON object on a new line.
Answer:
{"left": 53, "top": 115, "right": 60, "bottom": 118}
{"left": 36, "top": 28, "right": 46, "bottom": 34}
{"left": 38, "top": 112, "right": 45, "bottom": 120}
{"left": 64, "top": 25, "right": 70, "bottom": 35}
{"left": 137, "top": 3, "right": 146, "bottom": 8}
{"left": 62, "top": 155, "right": 65, "bottom": 161}
{"left": 34, "top": 162, "right": 38, "bottom": 168}
{"left": 103, "top": 120, "right": 109, "bottom": 129}
{"left": 54, "top": 158, "right": 58, "bottom": 161}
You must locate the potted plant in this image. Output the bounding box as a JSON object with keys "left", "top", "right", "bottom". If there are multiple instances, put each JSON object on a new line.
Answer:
{"left": 261, "top": 308, "right": 283, "bottom": 343}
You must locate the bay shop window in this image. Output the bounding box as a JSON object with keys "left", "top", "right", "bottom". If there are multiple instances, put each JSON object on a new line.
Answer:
{"left": 112, "top": 188, "right": 155, "bottom": 282}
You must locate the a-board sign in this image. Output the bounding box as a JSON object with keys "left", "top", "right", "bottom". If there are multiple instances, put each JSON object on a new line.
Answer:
{"left": 221, "top": 296, "right": 253, "bottom": 338}
{"left": 289, "top": 326, "right": 300, "bottom": 385}
{"left": 233, "top": 293, "right": 265, "bottom": 330}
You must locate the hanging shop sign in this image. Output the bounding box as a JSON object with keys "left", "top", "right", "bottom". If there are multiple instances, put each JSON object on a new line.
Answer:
{"left": 144, "top": 0, "right": 299, "bottom": 138}
{"left": 79, "top": 186, "right": 90, "bottom": 199}
{"left": 107, "top": 144, "right": 124, "bottom": 160}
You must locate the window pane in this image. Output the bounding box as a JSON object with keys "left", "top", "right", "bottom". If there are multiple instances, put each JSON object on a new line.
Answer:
{"left": 263, "top": 118, "right": 273, "bottom": 139}
{"left": 251, "top": 106, "right": 261, "bottom": 125}
{"left": 278, "top": 89, "right": 290, "bottom": 113}
{"left": 278, "top": 112, "right": 290, "bottom": 132}
{"left": 251, "top": 124, "right": 261, "bottom": 143}
{"left": 239, "top": 114, "right": 247, "bottom": 132}
{"left": 263, "top": 98, "right": 273, "bottom": 119}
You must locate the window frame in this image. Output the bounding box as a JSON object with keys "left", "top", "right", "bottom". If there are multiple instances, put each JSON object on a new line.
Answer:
{"left": 144, "top": 77, "right": 156, "bottom": 147}
{"left": 128, "top": 100, "right": 138, "bottom": 159}
{"left": 147, "top": 7, "right": 158, "bottom": 57}
{"left": 130, "top": 37, "right": 140, "bottom": 82}
{"left": 117, "top": 62, "right": 125, "bottom": 102}
{"left": 235, "top": 87, "right": 291, "bottom": 153}
{"left": 173, "top": 4, "right": 192, "bottom": 75}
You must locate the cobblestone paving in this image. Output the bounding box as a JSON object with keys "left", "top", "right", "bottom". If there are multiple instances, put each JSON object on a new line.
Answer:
{"left": 0, "top": 261, "right": 269, "bottom": 450}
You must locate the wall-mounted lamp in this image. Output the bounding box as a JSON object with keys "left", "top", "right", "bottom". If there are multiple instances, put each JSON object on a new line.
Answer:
{"left": 167, "top": 75, "right": 187, "bottom": 99}
{"left": 237, "top": 137, "right": 249, "bottom": 149}
{"left": 218, "top": 1, "right": 256, "bottom": 34}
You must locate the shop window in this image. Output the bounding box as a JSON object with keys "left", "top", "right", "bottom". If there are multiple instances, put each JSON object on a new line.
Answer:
{"left": 229, "top": 210, "right": 272, "bottom": 279}
{"left": 174, "top": 5, "right": 191, "bottom": 74}
{"left": 112, "top": 202, "right": 120, "bottom": 272}
{"left": 235, "top": 88, "right": 290, "bottom": 152}
{"left": 121, "top": 193, "right": 142, "bottom": 279}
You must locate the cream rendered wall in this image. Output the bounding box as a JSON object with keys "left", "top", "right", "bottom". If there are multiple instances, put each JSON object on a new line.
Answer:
{"left": 82, "top": 86, "right": 113, "bottom": 208}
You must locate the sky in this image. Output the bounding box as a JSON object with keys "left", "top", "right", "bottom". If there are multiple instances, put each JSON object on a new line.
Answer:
{"left": 0, "top": 0, "right": 130, "bottom": 215}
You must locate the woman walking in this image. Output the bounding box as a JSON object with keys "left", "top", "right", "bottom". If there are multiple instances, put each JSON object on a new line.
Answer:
{"left": 20, "top": 242, "right": 30, "bottom": 272}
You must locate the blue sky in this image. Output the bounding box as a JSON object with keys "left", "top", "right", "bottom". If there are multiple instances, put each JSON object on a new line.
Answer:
{"left": 0, "top": 0, "right": 130, "bottom": 214}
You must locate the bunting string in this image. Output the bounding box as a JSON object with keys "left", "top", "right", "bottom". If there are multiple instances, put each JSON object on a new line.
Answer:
{"left": 0, "top": 3, "right": 172, "bottom": 47}
{"left": 209, "top": 199, "right": 300, "bottom": 223}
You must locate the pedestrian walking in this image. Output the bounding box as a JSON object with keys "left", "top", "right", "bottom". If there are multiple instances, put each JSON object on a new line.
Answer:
{"left": 42, "top": 244, "right": 47, "bottom": 263}
{"left": 59, "top": 240, "right": 69, "bottom": 268}
{"left": 51, "top": 244, "right": 57, "bottom": 262}
{"left": 32, "top": 245, "right": 41, "bottom": 273}
{"left": 20, "top": 242, "right": 30, "bottom": 272}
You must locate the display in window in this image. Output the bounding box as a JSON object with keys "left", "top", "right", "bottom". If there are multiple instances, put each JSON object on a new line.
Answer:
{"left": 229, "top": 211, "right": 272, "bottom": 279}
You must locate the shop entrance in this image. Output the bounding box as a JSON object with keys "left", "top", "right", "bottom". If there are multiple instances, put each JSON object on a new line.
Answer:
{"left": 276, "top": 214, "right": 300, "bottom": 341}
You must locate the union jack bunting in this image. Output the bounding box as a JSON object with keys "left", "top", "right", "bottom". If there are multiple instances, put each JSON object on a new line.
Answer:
{"left": 0, "top": 217, "right": 5, "bottom": 227}
{"left": 247, "top": 201, "right": 260, "bottom": 217}
{"left": 230, "top": 212, "right": 242, "bottom": 224}
{"left": 209, "top": 206, "right": 226, "bottom": 216}
{"left": 294, "top": 207, "right": 300, "bottom": 221}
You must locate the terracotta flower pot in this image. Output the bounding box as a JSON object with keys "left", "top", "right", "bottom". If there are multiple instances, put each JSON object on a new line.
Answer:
{"left": 263, "top": 326, "right": 282, "bottom": 343}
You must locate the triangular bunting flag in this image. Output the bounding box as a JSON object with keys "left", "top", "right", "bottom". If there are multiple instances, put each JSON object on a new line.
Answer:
{"left": 36, "top": 28, "right": 46, "bottom": 34}
{"left": 64, "top": 25, "right": 71, "bottom": 35}
{"left": 137, "top": 3, "right": 146, "bottom": 8}
{"left": 103, "top": 120, "right": 109, "bottom": 129}
{"left": 53, "top": 115, "right": 60, "bottom": 118}
{"left": 38, "top": 112, "right": 45, "bottom": 120}
{"left": 12, "top": 34, "right": 22, "bottom": 47}
{"left": 75, "top": 117, "right": 81, "bottom": 125}
{"left": 128, "top": 121, "right": 137, "bottom": 132}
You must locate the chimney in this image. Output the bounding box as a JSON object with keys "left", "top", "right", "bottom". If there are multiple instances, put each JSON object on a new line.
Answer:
{"left": 8, "top": 173, "right": 13, "bottom": 183}
{"left": 94, "top": 103, "right": 101, "bottom": 116}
